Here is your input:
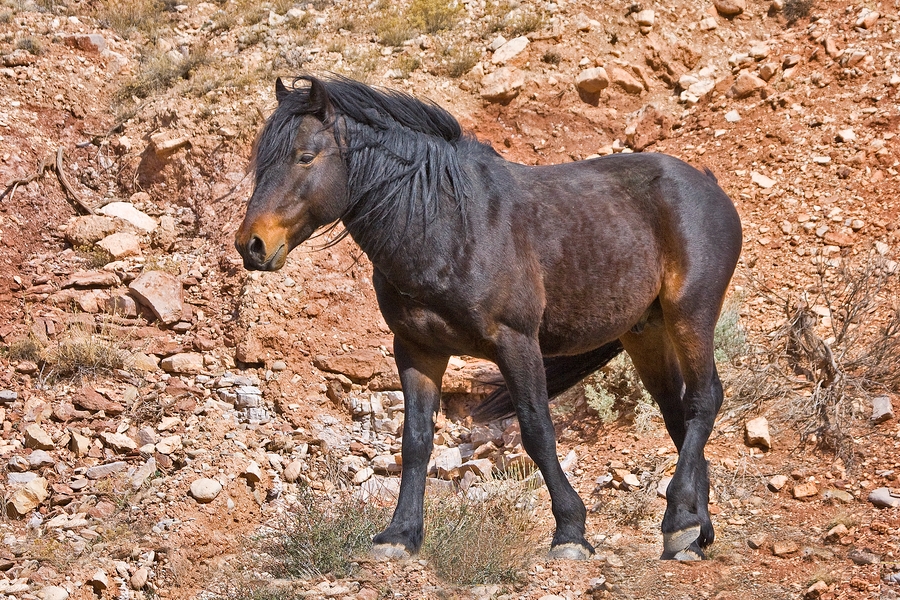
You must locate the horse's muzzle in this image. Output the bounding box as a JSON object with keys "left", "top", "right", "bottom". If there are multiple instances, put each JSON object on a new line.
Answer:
{"left": 235, "top": 234, "right": 286, "bottom": 271}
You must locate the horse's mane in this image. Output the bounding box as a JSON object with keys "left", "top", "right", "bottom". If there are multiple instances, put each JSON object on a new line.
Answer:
{"left": 253, "top": 75, "right": 482, "bottom": 255}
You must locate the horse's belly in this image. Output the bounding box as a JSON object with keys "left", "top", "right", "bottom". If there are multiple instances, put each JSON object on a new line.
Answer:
{"left": 538, "top": 288, "right": 657, "bottom": 355}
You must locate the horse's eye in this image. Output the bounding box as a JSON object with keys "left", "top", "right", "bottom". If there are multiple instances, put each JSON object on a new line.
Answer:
{"left": 297, "top": 153, "right": 315, "bottom": 165}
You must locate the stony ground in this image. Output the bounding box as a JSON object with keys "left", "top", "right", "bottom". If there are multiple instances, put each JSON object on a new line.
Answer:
{"left": 1, "top": 0, "right": 899, "bottom": 599}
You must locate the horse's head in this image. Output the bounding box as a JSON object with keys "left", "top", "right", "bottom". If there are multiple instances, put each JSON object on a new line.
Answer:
{"left": 235, "top": 77, "right": 349, "bottom": 271}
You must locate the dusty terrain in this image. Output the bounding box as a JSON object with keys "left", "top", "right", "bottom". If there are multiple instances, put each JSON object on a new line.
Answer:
{"left": 0, "top": 0, "right": 899, "bottom": 598}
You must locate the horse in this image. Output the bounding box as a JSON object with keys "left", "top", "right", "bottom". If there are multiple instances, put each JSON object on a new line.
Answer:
{"left": 235, "top": 74, "right": 742, "bottom": 561}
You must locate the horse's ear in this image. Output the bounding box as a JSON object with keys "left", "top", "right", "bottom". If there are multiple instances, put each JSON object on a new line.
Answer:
{"left": 306, "top": 78, "right": 333, "bottom": 121}
{"left": 275, "top": 78, "right": 290, "bottom": 103}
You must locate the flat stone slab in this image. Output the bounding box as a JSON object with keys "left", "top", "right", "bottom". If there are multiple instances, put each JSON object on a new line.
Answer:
{"left": 129, "top": 271, "right": 184, "bottom": 325}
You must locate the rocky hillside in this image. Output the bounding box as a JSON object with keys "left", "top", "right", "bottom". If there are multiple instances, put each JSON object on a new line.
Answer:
{"left": 0, "top": 0, "right": 899, "bottom": 598}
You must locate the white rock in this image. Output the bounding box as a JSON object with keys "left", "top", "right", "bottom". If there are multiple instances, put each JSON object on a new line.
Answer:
{"left": 243, "top": 461, "right": 263, "bottom": 483}
{"left": 868, "top": 487, "right": 900, "bottom": 508}
{"left": 837, "top": 129, "right": 857, "bottom": 143}
{"left": 283, "top": 460, "right": 304, "bottom": 483}
{"left": 100, "top": 432, "right": 138, "bottom": 453}
{"left": 634, "top": 9, "right": 654, "bottom": 27}
{"left": 353, "top": 466, "right": 374, "bottom": 484}
{"left": 8, "top": 477, "right": 49, "bottom": 515}
{"left": 745, "top": 416, "right": 772, "bottom": 449}
{"left": 432, "top": 446, "right": 462, "bottom": 479}
{"left": 724, "top": 110, "right": 741, "bottom": 123}
{"left": 575, "top": 67, "right": 609, "bottom": 94}
{"left": 98, "top": 202, "right": 158, "bottom": 233}
{"left": 190, "top": 478, "right": 222, "bottom": 503}
{"left": 480, "top": 67, "right": 525, "bottom": 103}
{"left": 872, "top": 395, "right": 894, "bottom": 423}
{"left": 161, "top": 353, "right": 204, "bottom": 374}
{"left": 97, "top": 232, "right": 142, "bottom": 259}
{"left": 657, "top": 476, "right": 672, "bottom": 498}
{"left": 491, "top": 36, "right": 529, "bottom": 65}
{"left": 36, "top": 586, "right": 69, "bottom": 600}
{"left": 750, "top": 172, "right": 776, "bottom": 189}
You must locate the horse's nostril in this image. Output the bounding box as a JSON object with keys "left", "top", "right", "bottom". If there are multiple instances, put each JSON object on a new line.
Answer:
{"left": 248, "top": 235, "right": 266, "bottom": 261}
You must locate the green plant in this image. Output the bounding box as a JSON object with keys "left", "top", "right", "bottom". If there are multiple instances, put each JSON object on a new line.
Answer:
{"left": 409, "top": 0, "right": 460, "bottom": 33}
{"left": 506, "top": 8, "right": 542, "bottom": 36}
{"left": 264, "top": 485, "right": 389, "bottom": 579}
{"left": 715, "top": 295, "right": 748, "bottom": 364}
{"left": 396, "top": 54, "right": 421, "bottom": 78}
{"left": 584, "top": 381, "right": 619, "bottom": 424}
{"left": 75, "top": 244, "right": 113, "bottom": 269}
{"left": 0, "top": 11, "right": 11, "bottom": 23}
{"left": 422, "top": 483, "right": 537, "bottom": 585}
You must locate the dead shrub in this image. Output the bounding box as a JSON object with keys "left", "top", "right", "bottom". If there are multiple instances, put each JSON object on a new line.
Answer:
{"left": 782, "top": 0, "right": 814, "bottom": 24}
{"left": 738, "top": 254, "right": 900, "bottom": 464}
{"left": 16, "top": 36, "right": 43, "bottom": 55}
{"left": 6, "top": 335, "right": 43, "bottom": 363}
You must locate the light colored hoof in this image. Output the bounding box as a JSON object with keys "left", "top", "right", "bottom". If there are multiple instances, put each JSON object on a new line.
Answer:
{"left": 673, "top": 548, "right": 704, "bottom": 561}
{"left": 662, "top": 525, "right": 701, "bottom": 556}
{"left": 371, "top": 543, "right": 410, "bottom": 561}
{"left": 548, "top": 543, "right": 592, "bottom": 560}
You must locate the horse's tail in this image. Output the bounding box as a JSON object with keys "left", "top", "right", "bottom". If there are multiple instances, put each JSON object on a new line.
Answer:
{"left": 471, "top": 340, "right": 626, "bottom": 423}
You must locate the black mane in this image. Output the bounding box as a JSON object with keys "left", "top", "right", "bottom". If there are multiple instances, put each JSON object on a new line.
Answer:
{"left": 253, "top": 75, "right": 483, "bottom": 256}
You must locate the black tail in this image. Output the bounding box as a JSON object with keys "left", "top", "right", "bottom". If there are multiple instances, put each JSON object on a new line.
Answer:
{"left": 471, "top": 340, "right": 625, "bottom": 422}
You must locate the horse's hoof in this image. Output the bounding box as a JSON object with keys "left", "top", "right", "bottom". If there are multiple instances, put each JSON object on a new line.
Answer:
{"left": 548, "top": 543, "right": 592, "bottom": 560}
{"left": 371, "top": 543, "right": 410, "bottom": 561}
{"left": 662, "top": 525, "right": 701, "bottom": 557}
{"left": 672, "top": 547, "right": 705, "bottom": 561}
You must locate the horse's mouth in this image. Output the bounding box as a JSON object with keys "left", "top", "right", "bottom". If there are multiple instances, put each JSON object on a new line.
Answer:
{"left": 241, "top": 242, "right": 287, "bottom": 271}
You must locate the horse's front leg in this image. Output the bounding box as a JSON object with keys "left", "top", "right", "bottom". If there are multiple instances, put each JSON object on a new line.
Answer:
{"left": 371, "top": 337, "right": 448, "bottom": 559}
{"left": 495, "top": 329, "right": 593, "bottom": 560}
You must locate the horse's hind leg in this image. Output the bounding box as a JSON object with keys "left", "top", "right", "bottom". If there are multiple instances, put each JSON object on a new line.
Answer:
{"left": 371, "top": 338, "right": 448, "bottom": 559}
{"left": 620, "top": 315, "right": 714, "bottom": 560}
{"left": 494, "top": 329, "right": 593, "bottom": 559}
{"left": 650, "top": 290, "right": 725, "bottom": 561}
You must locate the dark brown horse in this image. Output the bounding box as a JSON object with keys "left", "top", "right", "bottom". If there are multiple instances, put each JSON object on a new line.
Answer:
{"left": 235, "top": 75, "right": 742, "bottom": 561}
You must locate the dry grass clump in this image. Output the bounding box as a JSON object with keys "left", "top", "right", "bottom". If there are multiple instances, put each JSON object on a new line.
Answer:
{"left": 262, "top": 484, "right": 388, "bottom": 579}
{"left": 376, "top": 11, "right": 417, "bottom": 47}
{"left": 444, "top": 46, "right": 480, "bottom": 78}
{"left": 95, "top": 0, "right": 169, "bottom": 40}
{"left": 16, "top": 36, "right": 43, "bottom": 55}
{"left": 118, "top": 46, "right": 211, "bottom": 100}
{"left": 422, "top": 482, "right": 537, "bottom": 585}
{"left": 409, "top": 0, "right": 460, "bottom": 33}
{"left": 41, "top": 321, "right": 128, "bottom": 382}
{"left": 782, "top": 0, "right": 815, "bottom": 24}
